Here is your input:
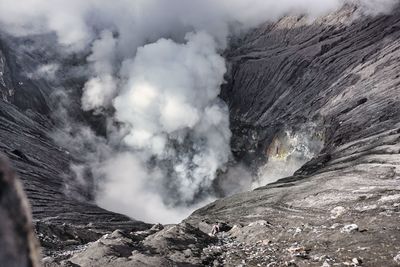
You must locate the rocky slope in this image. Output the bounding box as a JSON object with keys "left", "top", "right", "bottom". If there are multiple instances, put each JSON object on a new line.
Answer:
{"left": 0, "top": 34, "right": 152, "bottom": 258}
{"left": 187, "top": 4, "right": 400, "bottom": 266}
{"left": 0, "top": 155, "right": 40, "bottom": 267}
{"left": 2, "top": 3, "right": 400, "bottom": 267}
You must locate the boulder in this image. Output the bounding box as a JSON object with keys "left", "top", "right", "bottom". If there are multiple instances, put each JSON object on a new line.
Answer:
{"left": 0, "top": 154, "right": 40, "bottom": 267}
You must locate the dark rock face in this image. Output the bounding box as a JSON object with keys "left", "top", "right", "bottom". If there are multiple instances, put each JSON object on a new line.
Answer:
{"left": 0, "top": 34, "right": 54, "bottom": 114}
{"left": 222, "top": 6, "right": 400, "bottom": 168}
{"left": 0, "top": 154, "right": 40, "bottom": 267}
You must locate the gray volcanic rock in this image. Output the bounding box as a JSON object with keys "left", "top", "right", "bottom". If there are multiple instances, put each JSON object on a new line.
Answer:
{"left": 0, "top": 33, "right": 54, "bottom": 114}
{"left": 0, "top": 154, "right": 40, "bottom": 267}
{"left": 185, "top": 4, "right": 400, "bottom": 266}
{"left": 44, "top": 223, "right": 215, "bottom": 267}
{"left": 222, "top": 5, "right": 400, "bottom": 167}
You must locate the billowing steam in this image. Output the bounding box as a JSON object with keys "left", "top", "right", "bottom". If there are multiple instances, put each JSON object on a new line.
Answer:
{"left": 0, "top": 0, "right": 397, "bottom": 223}
{"left": 114, "top": 32, "right": 231, "bottom": 203}
{"left": 254, "top": 124, "right": 325, "bottom": 188}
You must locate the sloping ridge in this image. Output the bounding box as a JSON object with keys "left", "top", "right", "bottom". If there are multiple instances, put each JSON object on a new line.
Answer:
{"left": 185, "top": 4, "right": 400, "bottom": 266}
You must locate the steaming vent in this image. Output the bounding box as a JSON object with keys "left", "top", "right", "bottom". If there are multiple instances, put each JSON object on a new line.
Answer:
{"left": 254, "top": 124, "right": 325, "bottom": 188}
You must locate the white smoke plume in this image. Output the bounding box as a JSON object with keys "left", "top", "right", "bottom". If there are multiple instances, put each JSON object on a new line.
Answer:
{"left": 351, "top": 0, "right": 399, "bottom": 15}
{"left": 82, "top": 30, "right": 118, "bottom": 111}
{"left": 0, "top": 0, "right": 397, "bottom": 223}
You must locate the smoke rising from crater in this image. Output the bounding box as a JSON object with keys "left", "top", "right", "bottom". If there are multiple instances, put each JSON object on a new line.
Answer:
{"left": 0, "top": 0, "right": 397, "bottom": 223}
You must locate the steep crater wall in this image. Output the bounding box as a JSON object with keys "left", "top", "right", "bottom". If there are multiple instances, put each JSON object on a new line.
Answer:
{"left": 187, "top": 7, "right": 400, "bottom": 265}
{"left": 222, "top": 6, "right": 400, "bottom": 177}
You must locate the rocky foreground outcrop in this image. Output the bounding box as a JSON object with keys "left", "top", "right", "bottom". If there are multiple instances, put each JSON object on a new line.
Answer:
{"left": 0, "top": 155, "right": 40, "bottom": 267}
{"left": 1, "top": 3, "right": 400, "bottom": 267}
